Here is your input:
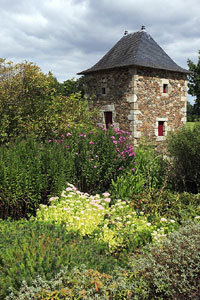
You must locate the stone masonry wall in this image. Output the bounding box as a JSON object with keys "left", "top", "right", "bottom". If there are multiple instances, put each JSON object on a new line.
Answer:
{"left": 84, "top": 67, "right": 135, "bottom": 130}
{"left": 83, "top": 66, "right": 187, "bottom": 148}
{"left": 132, "top": 68, "right": 187, "bottom": 146}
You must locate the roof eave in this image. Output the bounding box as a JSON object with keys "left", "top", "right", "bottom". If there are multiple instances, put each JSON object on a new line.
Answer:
{"left": 77, "top": 63, "right": 191, "bottom": 75}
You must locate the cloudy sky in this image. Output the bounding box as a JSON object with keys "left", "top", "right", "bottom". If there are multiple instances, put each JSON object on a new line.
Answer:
{"left": 0, "top": 0, "right": 200, "bottom": 101}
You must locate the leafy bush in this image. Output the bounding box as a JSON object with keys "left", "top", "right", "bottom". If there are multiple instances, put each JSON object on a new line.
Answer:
{"left": 167, "top": 122, "right": 200, "bottom": 193}
{"left": 7, "top": 223, "right": 200, "bottom": 300}
{"left": 43, "top": 92, "right": 98, "bottom": 139}
{"left": 0, "top": 136, "right": 75, "bottom": 219}
{"left": 0, "top": 59, "right": 56, "bottom": 144}
{"left": 34, "top": 184, "right": 178, "bottom": 253}
{"left": 110, "top": 141, "right": 167, "bottom": 200}
{"left": 34, "top": 183, "right": 110, "bottom": 236}
{"left": 46, "top": 125, "right": 136, "bottom": 193}
{"left": 0, "top": 220, "right": 121, "bottom": 300}
{"left": 0, "top": 125, "right": 137, "bottom": 219}
{"left": 6, "top": 266, "right": 128, "bottom": 300}
{"left": 129, "top": 222, "right": 200, "bottom": 299}
{"left": 128, "top": 190, "right": 200, "bottom": 222}
{"left": 0, "top": 59, "right": 96, "bottom": 144}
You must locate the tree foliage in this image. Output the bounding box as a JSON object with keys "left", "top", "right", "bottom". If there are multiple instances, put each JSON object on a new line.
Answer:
{"left": 0, "top": 59, "right": 95, "bottom": 143}
{"left": 187, "top": 52, "right": 200, "bottom": 118}
{"left": 0, "top": 59, "right": 55, "bottom": 142}
{"left": 62, "top": 77, "right": 85, "bottom": 97}
{"left": 167, "top": 122, "right": 200, "bottom": 193}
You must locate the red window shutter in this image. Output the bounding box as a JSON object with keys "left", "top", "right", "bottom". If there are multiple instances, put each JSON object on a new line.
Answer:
{"left": 104, "top": 112, "right": 112, "bottom": 128}
{"left": 163, "top": 84, "right": 168, "bottom": 93}
{"left": 158, "top": 121, "right": 164, "bottom": 136}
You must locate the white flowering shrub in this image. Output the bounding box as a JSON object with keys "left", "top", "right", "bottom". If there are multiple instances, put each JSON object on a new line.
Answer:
{"left": 34, "top": 184, "right": 179, "bottom": 252}
{"left": 34, "top": 183, "right": 110, "bottom": 236}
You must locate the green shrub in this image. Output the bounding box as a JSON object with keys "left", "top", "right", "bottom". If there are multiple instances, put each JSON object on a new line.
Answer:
{"left": 0, "top": 59, "right": 96, "bottom": 144}
{"left": 167, "top": 122, "right": 200, "bottom": 193}
{"left": 7, "top": 223, "right": 200, "bottom": 300}
{"left": 34, "top": 184, "right": 178, "bottom": 253}
{"left": 0, "top": 219, "right": 123, "bottom": 300}
{"left": 6, "top": 266, "right": 128, "bottom": 300}
{"left": 110, "top": 141, "right": 167, "bottom": 201}
{"left": 0, "top": 125, "right": 136, "bottom": 219}
{"left": 129, "top": 190, "right": 200, "bottom": 222}
{"left": 129, "top": 222, "right": 200, "bottom": 299}
{"left": 0, "top": 136, "right": 75, "bottom": 219}
{"left": 46, "top": 125, "right": 136, "bottom": 193}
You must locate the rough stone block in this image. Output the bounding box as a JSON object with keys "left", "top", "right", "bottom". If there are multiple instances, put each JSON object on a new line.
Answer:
{"left": 126, "top": 94, "right": 137, "bottom": 103}
{"left": 128, "top": 115, "right": 134, "bottom": 120}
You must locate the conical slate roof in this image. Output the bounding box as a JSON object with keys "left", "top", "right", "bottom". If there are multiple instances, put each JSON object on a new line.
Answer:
{"left": 78, "top": 29, "right": 189, "bottom": 74}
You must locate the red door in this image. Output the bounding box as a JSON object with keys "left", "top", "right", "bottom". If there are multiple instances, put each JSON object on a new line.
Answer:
{"left": 104, "top": 112, "right": 112, "bottom": 128}
{"left": 158, "top": 121, "right": 164, "bottom": 136}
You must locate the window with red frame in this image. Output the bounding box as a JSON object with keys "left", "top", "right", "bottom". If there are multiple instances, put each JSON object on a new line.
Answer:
{"left": 104, "top": 111, "right": 112, "bottom": 129}
{"left": 163, "top": 84, "right": 168, "bottom": 93}
{"left": 158, "top": 121, "right": 165, "bottom": 136}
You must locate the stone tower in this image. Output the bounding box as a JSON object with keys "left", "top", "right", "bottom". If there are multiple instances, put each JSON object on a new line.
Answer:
{"left": 78, "top": 27, "right": 190, "bottom": 146}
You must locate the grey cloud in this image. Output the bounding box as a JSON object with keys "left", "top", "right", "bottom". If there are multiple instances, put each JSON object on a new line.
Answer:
{"left": 0, "top": 0, "right": 200, "bottom": 87}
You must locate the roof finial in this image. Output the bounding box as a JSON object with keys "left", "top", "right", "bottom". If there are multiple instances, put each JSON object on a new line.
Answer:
{"left": 124, "top": 30, "right": 128, "bottom": 36}
{"left": 141, "top": 25, "right": 146, "bottom": 31}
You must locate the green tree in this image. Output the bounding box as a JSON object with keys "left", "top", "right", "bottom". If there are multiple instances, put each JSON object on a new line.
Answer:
{"left": 0, "top": 59, "right": 96, "bottom": 143}
{"left": 62, "top": 77, "right": 85, "bottom": 97}
{"left": 0, "top": 59, "right": 55, "bottom": 143}
{"left": 187, "top": 52, "right": 200, "bottom": 118}
{"left": 187, "top": 101, "right": 194, "bottom": 121}
{"left": 45, "top": 92, "right": 98, "bottom": 136}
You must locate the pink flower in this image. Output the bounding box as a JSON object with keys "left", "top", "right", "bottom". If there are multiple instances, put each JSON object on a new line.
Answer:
{"left": 97, "top": 205, "right": 104, "bottom": 210}
{"left": 129, "top": 152, "right": 135, "bottom": 157}
{"left": 104, "top": 198, "right": 111, "bottom": 203}
{"left": 103, "top": 192, "right": 110, "bottom": 197}
{"left": 109, "top": 124, "right": 114, "bottom": 127}
{"left": 110, "top": 136, "right": 115, "bottom": 139}
{"left": 113, "top": 141, "right": 117, "bottom": 144}
{"left": 119, "top": 167, "right": 123, "bottom": 170}
{"left": 89, "top": 131, "right": 94, "bottom": 134}
{"left": 66, "top": 132, "right": 71, "bottom": 136}
{"left": 131, "top": 168, "right": 135, "bottom": 172}
{"left": 89, "top": 141, "right": 94, "bottom": 144}
{"left": 94, "top": 165, "right": 97, "bottom": 168}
